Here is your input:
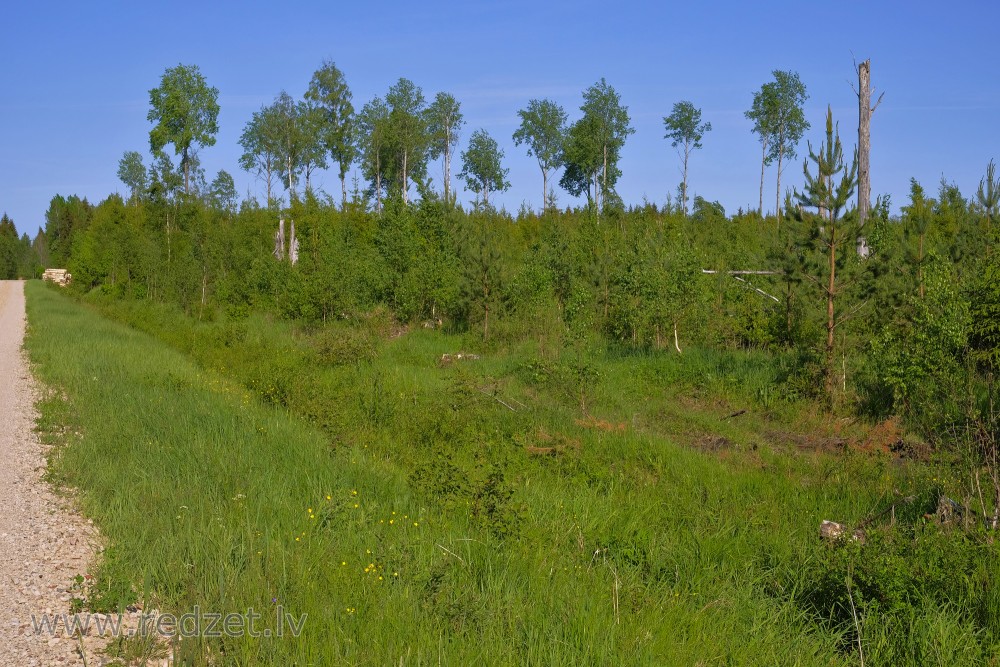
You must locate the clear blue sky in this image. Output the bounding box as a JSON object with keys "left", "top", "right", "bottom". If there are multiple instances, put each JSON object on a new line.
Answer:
{"left": 2, "top": 0, "right": 998, "bottom": 235}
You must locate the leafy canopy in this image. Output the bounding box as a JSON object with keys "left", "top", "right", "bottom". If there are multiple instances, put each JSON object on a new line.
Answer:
{"left": 513, "top": 98, "right": 567, "bottom": 174}
{"left": 459, "top": 129, "right": 510, "bottom": 208}
{"left": 147, "top": 64, "right": 220, "bottom": 188}
{"left": 663, "top": 101, "right": 711, "bottom": 151}
{"left": 304, "top": 60, "right": 357, "bottom": 191}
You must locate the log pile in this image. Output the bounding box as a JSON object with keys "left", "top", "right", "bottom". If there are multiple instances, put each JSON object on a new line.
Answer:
{"left": 42, "top": 269, "right": 72, "bottom": 286}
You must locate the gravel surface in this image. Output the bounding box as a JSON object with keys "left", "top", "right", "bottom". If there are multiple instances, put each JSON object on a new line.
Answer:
{"left": 0, "top": 281, "right": 102, "bottom": 665}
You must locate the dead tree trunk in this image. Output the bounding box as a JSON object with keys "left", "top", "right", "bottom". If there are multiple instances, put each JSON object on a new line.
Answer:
{"left": 856, "top": 59, "right": 883, "bottom": 228}
{"left": 274, "top": 218, "right": 285, "bottom": 260}
{"left": 858, "top": 60, "right": 872, "bottom": 228}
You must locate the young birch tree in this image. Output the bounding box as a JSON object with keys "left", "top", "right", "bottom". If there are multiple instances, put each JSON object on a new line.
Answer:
{"left": 513, "top": 99, "right": 567, "bottom": 212}
{"left": 426, "top": 92, "right": 464, "bottom": 206}
{"left": 305, "top": 61, "right": 357, "bottom": 206}
{"left": 663, "top": 101, "right": 711, "bottom": 215}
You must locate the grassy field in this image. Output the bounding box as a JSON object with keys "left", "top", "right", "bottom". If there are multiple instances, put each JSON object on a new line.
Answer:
{"left": 23, "top": 281, "right": 1000, "bottom": 666}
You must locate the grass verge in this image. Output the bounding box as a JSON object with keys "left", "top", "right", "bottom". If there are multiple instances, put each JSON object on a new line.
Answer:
{"left": 24, "top": 281, "right": 1000, "bottom": 665}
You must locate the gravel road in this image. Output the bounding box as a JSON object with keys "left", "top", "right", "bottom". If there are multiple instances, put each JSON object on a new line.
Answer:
{"left": 0, "top": 281, "right": 100, "bottom": 665}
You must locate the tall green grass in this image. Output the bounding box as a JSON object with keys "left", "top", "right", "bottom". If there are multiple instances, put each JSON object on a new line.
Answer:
{"left": 25, "top": 282, "right": 1000, "bottom": 665}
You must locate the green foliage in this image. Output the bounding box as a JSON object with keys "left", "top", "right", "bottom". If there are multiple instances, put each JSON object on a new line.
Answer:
{"left": 239, "top": 102, "right": 284, "bottom": 205}
{"left": 745, "top": 70, "right": 810, "bottom": 215}
{"left": 976, "top": 159, "right": 1000, "bottom": 239}
{"left": 116, "top": 151, "right": 148, "bottom": 205}
{"left": 969, "top": 253, "right": 1000, "bottom": 372}
{"left": 44, "top": 194, "right": 92, "bottom": 267}
{"left": 304, "top": 60, "right": 357, "bottom": 203}
{"left": 268, "top": 91, "right": 328, "bottom": 199}
{"left": 745, "top": 71, "right": 809, "bottom": 167}
{"left": 690, "top": 196, "right": 725, "bottom": 224}
{"left": 788, "top": 106, "right": 860, "bottom": 400}
{"left": 209, "top": 170, "right": 238, "bottom": 213}
{"left": 147, "top": 64, "right": 220, "bottom": 194}
{"left": 385, "top": 78, "right": 430, "bottom": 201}
{"left": 794, "top": 508, "right": 1000, "bottom": 666}
{"left": 513, "top": 98, "right": 567, "bottom": 210}
{"left": 870, "top": 255, "right": 971, "bottom": 435}
{"left": 561, "top": 79, "right": 634, "bottom": 211}
{"left": 33, "top": 281, "right": 1000, "bottom": 665}
{"left": 356, "top": 96, "right": 392, "bottom": 211}
{"left": 458, "top": 129, "right": 510, "bottom": 209}
{"left": 425, "top": 92, "right": 464, "bottom": 204}
{"left": 0, "top": 214, "right": 37, "bottom": 278}
{"left": 663, "top": 100, "right": 711, "bottom": 214}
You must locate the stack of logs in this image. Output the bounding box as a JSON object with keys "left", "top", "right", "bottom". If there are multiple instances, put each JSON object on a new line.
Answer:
{"left": 42, "top": 268, "right": 72, "bottom": 286}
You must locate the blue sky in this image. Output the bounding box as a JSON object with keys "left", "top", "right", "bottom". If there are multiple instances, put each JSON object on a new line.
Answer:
{"left": 2, "top": 0, "right": 998, "bottom": 235}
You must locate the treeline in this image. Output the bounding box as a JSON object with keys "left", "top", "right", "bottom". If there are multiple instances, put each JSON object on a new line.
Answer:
{"left": 20, "top": 57, "right": 1000, "bottom": 447}
{"left": 0, "top": 213, "right": 42, "bottom": 279}
{"left": 116, "top": 62, "right": 816, "bottom": 217}
{"left": 38, "top": 140, "right": 1000, "bottom": 437}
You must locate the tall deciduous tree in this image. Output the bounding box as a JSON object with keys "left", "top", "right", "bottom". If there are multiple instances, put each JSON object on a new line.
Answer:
{"left": 793, "top": 106, "right": 858, "bottom": 401}
{"left": 385, "top": 78, "right": 429, "bottom": 204}
{"left": 239, "top": 103, "right": 283, "bottom": 205}
{"left": 746, "top": 84, "right": 778, "bottom": 215}
{"left": 561, "top": 79, "right": 633, "bottom": 212}
{"left": 513, "top": 99, "right": 567, "bottom": 211}
{"left": 459, "top": 129, "right": 510, "bottom": 209}
{"left": 147, "top": 64, "right": 220, "bottom": 195}
{"left": 268, "top": 92, "right": 327, "bottom": 200}
{"left": 746, "top": 71, "right": 809, "bottom": 217}
{"left": 117, "top": 151, "right": 147, "bottom": 205}
{"left": 426, "top": 92, "right": 464, "bottom": 206}
{"left": 297, "top": 100, "right": 329, "bottom": 195}
{"left": 272, "top": 92, "right": 303, "bottom": 198}
{"left": 560, "top": 114, "right": 603, "bottom": 207}
{"left": 663, "top": 101, "right": 711, "bottom": 215}
{"left": 357, "top": 97, "right": 392, "bottom": 213}
{"left": 305, "top": 61, "right": 356, "bottom": 206}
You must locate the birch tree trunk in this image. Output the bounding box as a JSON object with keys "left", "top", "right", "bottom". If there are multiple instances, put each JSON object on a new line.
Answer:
{"left": 444, "top": 124, "right": 452, "bottom": 206}
{"left": 776, "top": 143, "right": 784, "bottom": 222}
{"left": 266, "top": 157, "right": 273, "bottom": 205}
{"left": 402, "top": 149, "right": 409, "bottom": 204}
{"left": 375, "top": 153, "right": 382, "bottom": 214}
{"left": 759, "top": 142, "right": 767, "bottom": 215}
{"left": 602, "top": 144, "right": 608, "bottom": 213}
{"left": 542, "top": 167, "right": 547, "bottom": 213}
{"left": 682, "top": 139, "right": 690, "bottom": 215}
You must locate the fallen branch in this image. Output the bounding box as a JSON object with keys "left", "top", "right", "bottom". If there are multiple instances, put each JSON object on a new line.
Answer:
{"left": 731, "top": 276, "right": 780, "bottom": 303}
{"left": 856, "top": 495, "right": 916, "bottom": 530}
{"left": 478, "top": 387, "right": 518, "bottom": 412}
{"left": 701, "top": 269, "right": 784, "bottom": 275}
{"left": 846, "top": 572, "right": 865, "bottom": 667}
{"left": 436, "top": 543, "right": 467, "bottom": 566}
